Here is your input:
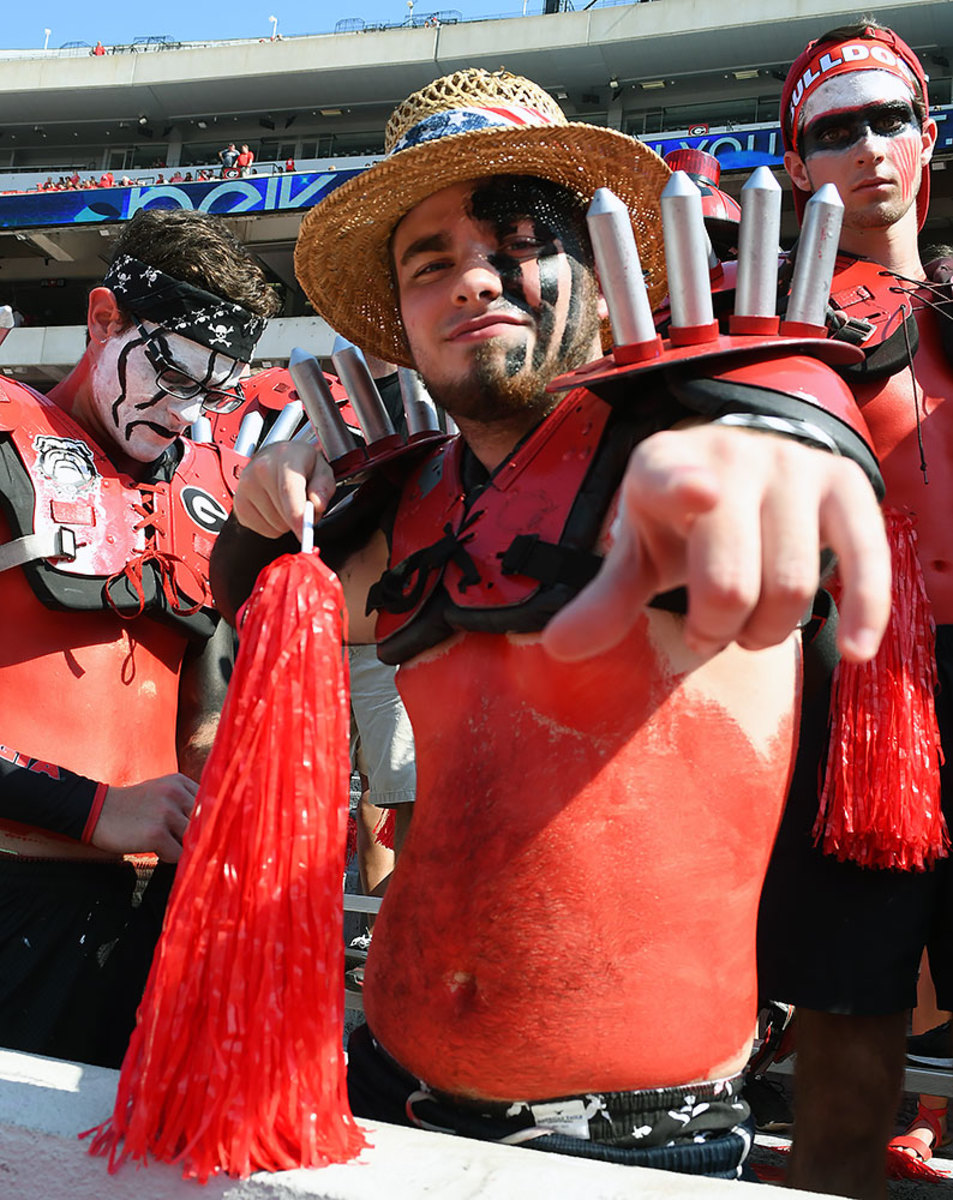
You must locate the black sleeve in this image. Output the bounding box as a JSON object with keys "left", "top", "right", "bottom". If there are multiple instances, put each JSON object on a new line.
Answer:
{"left": 0, "top": 747, "right": 104, "bottom": 841}
{"left": 209, "top": 514, "right": 297, "bottom": 626}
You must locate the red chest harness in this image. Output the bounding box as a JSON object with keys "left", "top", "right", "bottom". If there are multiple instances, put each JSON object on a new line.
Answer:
{"left": 827, "top": 252, "right": 953, "bottom": 379}
{"left": 0, "top": 376, "right": 243, "bottom": 639}
{"left": 371, "top": 387, "right": 657, "bottom": 665}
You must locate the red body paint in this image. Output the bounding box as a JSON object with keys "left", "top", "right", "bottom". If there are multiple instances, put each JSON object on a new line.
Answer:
{"left": 365, "top": 618, "right": 797, "bottom": 1099}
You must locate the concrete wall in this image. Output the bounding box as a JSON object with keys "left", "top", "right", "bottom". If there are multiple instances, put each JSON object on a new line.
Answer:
{"left": 0, "top": 316, "right": 335, "bottom": 379}
{"left": 0, "top": 0, "right": 948, "bottom": 118}
{"left": 0, "top": 1048, "right": 817, "bottom": 1200}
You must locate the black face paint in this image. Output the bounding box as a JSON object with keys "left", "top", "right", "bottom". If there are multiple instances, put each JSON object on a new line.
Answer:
{"left": 124, "top": 417, "right": 182, "bottom": 441}
{"left": 469, "top": 176, "right": 594, "bottom": 379}
{"left": 558, "top": 257, "right": 590, "bottom": 362}
{"left": 110, "top": 330, "right": 150, "bottom": 429}
{"left": 530, "top": 245, "right": 561, "bottom": 371}
{"left": 108, "top": 330, "right": 191, "bottom": 444}
{"left": 799, "top": 101, "right": 919, "bottom": 158}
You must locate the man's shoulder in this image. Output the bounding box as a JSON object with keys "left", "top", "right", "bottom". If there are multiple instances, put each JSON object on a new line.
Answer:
{"left": 0, "top": 375, "right": 57, "bottom": 431}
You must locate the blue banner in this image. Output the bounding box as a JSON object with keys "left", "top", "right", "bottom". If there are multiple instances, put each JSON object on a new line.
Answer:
{"left": 0, "top": 169, "right": 363, "bottom": 231}
{"left": 2, "top": 102, "right": 951, "bottom": 230}
{"left": 643, "top": 105, "right": 952, "bottom": 172}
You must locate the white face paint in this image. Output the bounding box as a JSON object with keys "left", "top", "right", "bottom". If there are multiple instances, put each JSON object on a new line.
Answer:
{"left": 796, "top": 71, "right": 928, "bottom": 230}
{"left": 89, "top": 322, "right": 243, "bottom": 462}
{"left": 801, "top": 71, "right": 914, "bottom": 134}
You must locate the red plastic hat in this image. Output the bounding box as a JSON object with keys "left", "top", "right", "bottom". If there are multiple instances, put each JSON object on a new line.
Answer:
{"left": 664, "top": 148, "right": 742, "bottom": 224}
{"left": 781, "top": 25, "right": 931, "bottom": 229}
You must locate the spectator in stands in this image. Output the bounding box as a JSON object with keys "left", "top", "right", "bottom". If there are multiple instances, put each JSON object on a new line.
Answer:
{"left": 170, "top": 171, "right": 184, "bottom": 183}
{"left": 757, "top": 21, "right": 951, "bottom": 1197}
{"left": 92, "top": 41, "right": 105, "bottom": 56}
{"left": 99, "top": 170, "right": 114, "bottom": 189}
{"left": 210, "top": 66, "right": 891, "bottom": 1179}
{"left": 219, "top": 143, "right": 239, "bottom": 176}
{"left": 236, "top": 144, "right": 255, "bottom": 176}
{"left": 285, "top": 156, "right": 296, "bottom": 173}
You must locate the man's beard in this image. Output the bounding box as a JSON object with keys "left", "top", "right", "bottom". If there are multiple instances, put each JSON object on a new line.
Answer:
{"left": 424, "top": 341, "right": 553, "bottom": 425}
{"left": 423, "top": 291, "right": 601, "bottom": 427}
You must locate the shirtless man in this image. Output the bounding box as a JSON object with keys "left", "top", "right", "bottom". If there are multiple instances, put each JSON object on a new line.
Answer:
{"left": 757, "top": 23, "right": 951, "bottom": 1197}
{"left": 211, "top": 68, "right": 889, "bottom": 1176}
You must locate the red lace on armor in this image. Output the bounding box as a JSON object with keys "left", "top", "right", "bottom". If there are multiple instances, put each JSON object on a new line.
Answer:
{"left": 104, "top": 485, "right": 207, "bottom": 618}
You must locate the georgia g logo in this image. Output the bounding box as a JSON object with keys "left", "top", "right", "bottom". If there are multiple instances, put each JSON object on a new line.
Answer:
{"left": 181, "top": 485, "right": 229, "bottom": 533}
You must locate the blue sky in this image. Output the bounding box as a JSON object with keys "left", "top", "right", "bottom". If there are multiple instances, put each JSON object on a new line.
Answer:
{"left": 3, "top": 0, "right": 526, "bottom": 50}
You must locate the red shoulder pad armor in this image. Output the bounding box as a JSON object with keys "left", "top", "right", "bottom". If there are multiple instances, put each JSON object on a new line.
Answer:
{"left": 209, "top": 366, "right": 356, "bottom": 452}
{"left": 0, "top": 376, "right": 240, "bottom": 634}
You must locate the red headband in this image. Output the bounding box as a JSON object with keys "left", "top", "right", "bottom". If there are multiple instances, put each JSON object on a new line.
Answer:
{"left": 781, "top": 27, "right": 931, "bottom": 229}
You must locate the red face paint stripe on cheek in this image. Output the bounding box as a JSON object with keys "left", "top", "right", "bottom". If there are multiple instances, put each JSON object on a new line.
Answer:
{"left": 893, "top": 134, "right": 921, "bottom": 203}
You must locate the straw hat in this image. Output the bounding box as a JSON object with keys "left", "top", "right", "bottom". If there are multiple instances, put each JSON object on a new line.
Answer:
{"left": 294, "top": 68, "right": 671, "bottom": 367}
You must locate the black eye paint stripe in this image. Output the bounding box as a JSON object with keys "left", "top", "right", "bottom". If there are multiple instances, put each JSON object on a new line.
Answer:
{"left": 110, "top": 331, "right": 150, "bottom": 427}
{"left": 800, "top": 102, "right": 917, "bottom": 156}
{"left": 531, "top": 240, "right": 562, "bottom": 371}
{"left": 557, "top": 258, "right": 588, "bottom": 362}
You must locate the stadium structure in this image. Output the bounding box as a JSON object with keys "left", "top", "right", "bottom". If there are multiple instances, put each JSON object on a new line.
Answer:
{"left": 0, "top": 0, "right": 950, "bottom": 391}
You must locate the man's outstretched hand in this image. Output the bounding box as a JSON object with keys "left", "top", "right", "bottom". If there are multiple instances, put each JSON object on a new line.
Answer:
{"left": 542, "top": 425, "right": 890, "bottom": 664}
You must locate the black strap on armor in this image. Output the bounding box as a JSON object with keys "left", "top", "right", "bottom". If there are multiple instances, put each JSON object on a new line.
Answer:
{"left": 498, "top": 534, "right": 602, "bottom": 591}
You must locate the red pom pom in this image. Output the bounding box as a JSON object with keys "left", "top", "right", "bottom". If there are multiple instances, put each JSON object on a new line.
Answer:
{"left": 86, "top": 552, "right": 366, "bottom": 1180}
{"left": 816, "top": 509, "right": 948, "bottom": 870}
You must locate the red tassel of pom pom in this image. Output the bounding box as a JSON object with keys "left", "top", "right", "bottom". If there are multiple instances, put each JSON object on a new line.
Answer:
{"left": 373, "top": 808, "right": 396, "bottom": 851}
{"left": 344, "top": 812, "right": 358, "bottom": 868}
{"left": 86, "top": 551, "right": 367, "bottom": 1181}
{"left": 886, "top": 1146, "right": 949, "bottom": 1181}
{"left": 816, "top": 508, "right": 948, "bottom": 870}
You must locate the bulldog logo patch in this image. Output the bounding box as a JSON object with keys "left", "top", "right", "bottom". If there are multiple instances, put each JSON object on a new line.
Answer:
{"left": 33, "top": 436, "right": 98, "bottom": 494}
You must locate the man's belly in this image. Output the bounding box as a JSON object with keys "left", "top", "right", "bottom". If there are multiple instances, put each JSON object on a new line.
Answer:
{"left": 880, "top": 446, "right": 953, "bottom": 622}
{"left": 364, "top": 614, "right": 797, "bottom": 1100}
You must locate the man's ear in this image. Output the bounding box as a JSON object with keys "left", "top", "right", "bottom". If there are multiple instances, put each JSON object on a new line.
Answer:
{"left": 783, "top": 150, "right": 811, "bottom": 194}
{"left": 921, "top": 117, "right": 938, "bottom": 167}
{"left": 86, "top": 287, "right": 123, "bottom": 347}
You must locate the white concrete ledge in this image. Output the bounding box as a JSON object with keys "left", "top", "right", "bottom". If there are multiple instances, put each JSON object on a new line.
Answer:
{"left": 0, "top": 1048, "right": 829, "bottom": 1200}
